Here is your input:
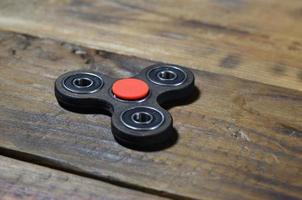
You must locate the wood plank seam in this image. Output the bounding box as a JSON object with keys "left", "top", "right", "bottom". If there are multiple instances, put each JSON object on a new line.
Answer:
{"left": 0, "top": 147, "right": 195, "bottom": 200}
{"left": 0, "top": 155, "right": 169, "bottom": 200}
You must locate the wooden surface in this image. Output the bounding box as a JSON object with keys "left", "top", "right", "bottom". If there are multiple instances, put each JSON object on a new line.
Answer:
{"left": 0, "top": 32, "right": 301, "bottom": 200}
{"left": 0, "top": 155, "right": 166, "bottom": 200}
{"left": 0, "top": 0, "right": 302, "bottom": 199}
{"left": 0, "top": 0, "right": 302, "bottom": 91}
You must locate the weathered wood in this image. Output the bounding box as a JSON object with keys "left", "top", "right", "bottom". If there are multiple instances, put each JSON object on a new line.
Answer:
{"left": 0, "top": 0, "right": 301, "bottom": 91}
{"left": 0, "top": 32, "right": 301, "bottom": 200}
{"left": 0, "top": 155, "right": 167, "bottom": 200}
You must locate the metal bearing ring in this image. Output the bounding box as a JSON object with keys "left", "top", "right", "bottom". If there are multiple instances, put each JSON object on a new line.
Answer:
{"left": 147, "top": 65, "right": 187, "bottom": 86}
{"left": 63, "top": 72, "right": 103, "bottom": 94}
{"left": 120, "top": 106, "right": 165, "bottom": 131}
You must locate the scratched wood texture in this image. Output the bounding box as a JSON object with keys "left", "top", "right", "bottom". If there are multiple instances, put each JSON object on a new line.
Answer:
{"left": 0, "top": 32, "right": 301, "bottom": 200}
{"left": 0, "top": 0, "right": 301, "bottom": 91}
{"left": 0, "top": 155, "right": 167, "bottom": 200}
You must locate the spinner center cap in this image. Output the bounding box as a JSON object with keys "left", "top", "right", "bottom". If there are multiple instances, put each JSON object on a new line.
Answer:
{"left": 112, "top": 78, "right": 149, "bottom": 100}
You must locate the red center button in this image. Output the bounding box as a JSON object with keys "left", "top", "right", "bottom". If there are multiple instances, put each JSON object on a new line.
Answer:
{"left": 112, "top": 78, "right": 149, "bottom": 100}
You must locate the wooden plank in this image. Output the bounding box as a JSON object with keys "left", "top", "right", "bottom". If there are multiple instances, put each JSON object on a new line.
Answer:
{"left": 0, "top": 155, "right": 167, "bottom": 200}
{"left": 0, "top": 0, "right": 301, "bottom": 91}
{"left": 0, "top": 31, "right": 301, "bottom": 200}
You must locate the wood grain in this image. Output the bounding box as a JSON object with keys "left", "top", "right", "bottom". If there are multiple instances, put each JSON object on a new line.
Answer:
{"left": 0, "top": 155, "right": 167, "bottom": 200}
{"left": 0, "top": 0, "right": 301, "bottom": 91}
{"left": 0, "top": 32, "right": 301, "bottom": 200}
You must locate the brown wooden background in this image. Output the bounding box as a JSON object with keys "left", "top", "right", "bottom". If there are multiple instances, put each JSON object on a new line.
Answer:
{"left": 0, "top": 1, "right": 301, "bottom": 200}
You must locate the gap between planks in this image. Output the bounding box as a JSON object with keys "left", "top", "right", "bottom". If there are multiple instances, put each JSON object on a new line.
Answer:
{"left": 0, "top": 154, "right": 170, "bottom": 200}
{"left": 0, "top": 147, "right": 196, "bottom": 200}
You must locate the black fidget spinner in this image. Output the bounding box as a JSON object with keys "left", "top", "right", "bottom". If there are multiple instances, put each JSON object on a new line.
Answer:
{"left": 55, "top": 64, "right": 195, "bottom": 149}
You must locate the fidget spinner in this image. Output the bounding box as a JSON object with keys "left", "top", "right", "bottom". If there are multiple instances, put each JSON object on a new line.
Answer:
{"left": 55, "top": 64, "right": 195, "bottom": 149}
